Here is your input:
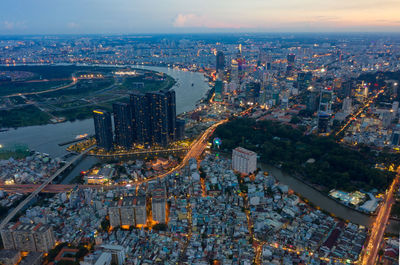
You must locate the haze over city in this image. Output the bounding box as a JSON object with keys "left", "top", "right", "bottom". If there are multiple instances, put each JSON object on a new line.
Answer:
{"left": 0, "top": 0, "right": 400, "bottom": 265}
{"left": 1, "top": 0, "right": 400, "bottom": 34}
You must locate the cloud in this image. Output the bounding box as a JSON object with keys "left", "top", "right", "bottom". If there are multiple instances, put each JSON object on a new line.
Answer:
{"left": 67, "top": 22, "right": 79, "bottom": 29}
{"left": 172, "top": 13, "right": 245, "bottom": 29}
{"left": 3, "top": 21, "right": 26, "bottom": 30}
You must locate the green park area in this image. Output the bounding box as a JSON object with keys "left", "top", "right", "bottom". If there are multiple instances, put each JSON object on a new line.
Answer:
{"left": 213, "top": 118, "right": 397, "bottom": 193}
{"left": 0, "top": 65, "right": 175, "bottom": 128}
{"left": 0, "top": 105, "right": 52, "bottom": 128}
{"left": 122, "top": 72, "right": 176, "bottom": 92}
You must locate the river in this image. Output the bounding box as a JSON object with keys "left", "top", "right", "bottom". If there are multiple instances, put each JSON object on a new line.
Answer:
{"left": 1, "top": 65, "right": 399, "bottom": 233}
{"left": 261, "top": 164, "right": 400, "bottom": 233}
{"left": 0, "top": 65, "right": 210, "bottom": 182}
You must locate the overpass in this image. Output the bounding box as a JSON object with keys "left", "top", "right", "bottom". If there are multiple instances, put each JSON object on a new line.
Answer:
{"left": 0, "top": 146, "right": 94, "bottom": 230}
{"left": 0, "top": 184, "right": 114, "bottom": 194}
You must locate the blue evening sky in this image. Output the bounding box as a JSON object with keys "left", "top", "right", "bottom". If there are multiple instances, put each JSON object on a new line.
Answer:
{"left": 0, "top": 0, "right": 399, "bottom": 34}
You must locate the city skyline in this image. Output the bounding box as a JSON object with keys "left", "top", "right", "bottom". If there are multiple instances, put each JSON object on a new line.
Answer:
{"left": 1, "top": 0, "right": 400, "bottom": 34}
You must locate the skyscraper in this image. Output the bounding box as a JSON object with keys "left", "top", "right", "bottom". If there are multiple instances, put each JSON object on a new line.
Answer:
{"left": 287, "top": 53, "right": 296, "bottom": 74}
{"left": 113, "top": 102, "right": 133, "bottom": 150}
{"left": 342, "top": 97, "right": 352, "bottom": 114}
{"left": 130, "top": 91, "right": 149, "bottom": 145}
{"left": 214, "top": 80, "right": 223, "bottom": 102}
{"left": 129, "top": 89, "right": 177, "bottom": 147}
{"left": 93, "top": 110, "right": 113, "bottom": 150}
{"left": 317, "top": 112, "right": 330, "bottom": 134}
{"left": 165, "top": 89, "right": 176, "bottom": 141}
{"left": 297, "top": 72, "right": 312, "bottom": 90}
{"left": 146, "top": 91, "right": 169, "bottom": 146}
{"left": 245, "top": 82, "right": 261, "bottom": 104}
{"left": 216, "top": 51, "right": 225, "bottom": 72}
{"left": 175, "top": 119, "right": 186, "bottom": 140}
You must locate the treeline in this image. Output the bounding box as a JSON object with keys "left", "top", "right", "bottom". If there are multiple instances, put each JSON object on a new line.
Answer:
{"left": 0, "top": 105, "right": 51, "bottom": 128}
{"left": 213, "top": 118, "right": 395, "bottom": 192}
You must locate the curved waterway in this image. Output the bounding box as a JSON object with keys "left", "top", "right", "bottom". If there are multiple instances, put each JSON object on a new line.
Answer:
{"left": 1, "top": 64, "right": 399, "bottom": 233}
{"left": 0, "top": 65, "right": 209, "bottom": 183}
{"left": 261, "top": 164, "right": 400, "bottom": 233}
{"left": 0, "top": 65, "right": 209, "bottom": 158}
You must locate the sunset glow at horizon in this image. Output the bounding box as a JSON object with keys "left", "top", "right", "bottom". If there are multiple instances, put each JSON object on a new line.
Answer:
{"left": 1, "top": 0, "right": 399, "bottom": 34}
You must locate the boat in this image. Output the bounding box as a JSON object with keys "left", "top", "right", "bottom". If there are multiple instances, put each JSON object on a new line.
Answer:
{"left": 191, "top": 83, "right": 194, "bottom": 86}
{"left": 75, "top": 133, "right": 88, "bottom": 140}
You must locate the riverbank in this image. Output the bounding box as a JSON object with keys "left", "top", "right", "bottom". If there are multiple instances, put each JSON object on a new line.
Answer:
{"left": 0, "top": 65, "right": 178, "bottom": 129}
{"left": 260, "top": 163, "right": 400, "bottom": 233}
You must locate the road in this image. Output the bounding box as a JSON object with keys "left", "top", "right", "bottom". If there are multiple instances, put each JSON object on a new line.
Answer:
{"left": 138, "top": 118, "right": 229, "bottom": 184}
{"left": 4, "top": 74, "right": 77, "bottom": 98}
{"left": 91, "top": 146, "right": 189, "bottom": 158}
{"left": 334, "top": 89, "right": 384, "bottom": 137}
{"left": 0, "top": 184, "right": 114, "bottom": 194}
{"left": 0, "top": 146, "right": 94, "bottom": 230}
{"left": 361, "top": 167, "right": 400, "bottom": 265}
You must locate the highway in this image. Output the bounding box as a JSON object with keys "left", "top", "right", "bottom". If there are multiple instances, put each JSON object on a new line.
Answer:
{"left": 360, "top": 167, "right": 400, "bottom": 265}
{"left": 0, "top": 146, "right": 94, "bottom": 230}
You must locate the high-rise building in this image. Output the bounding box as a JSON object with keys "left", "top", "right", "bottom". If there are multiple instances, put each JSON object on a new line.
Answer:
{"left": 165, "top": 89, "right": 176, "bottom": 141}
{"left": 108, "top": 201, "right": 122, "bottom": 228}
{"left": 113, "top": 102, "right": 133, "bottom": 150}
{"left": 391, "top": 130, "right": 400, "bottom": 146}
{"left": 1, "top": 223, "right": 55, "bottom": 252}
{"left": 287, "top": 54, "right": 296, "bottom": 74}
{"left": 108, "top": 197, "right": 147, "bottom": 228}
{"left": 175, "top": 119, "right": 186, "bottom": 140}
{"left": 151, "top": 188, "right": 166, "bottom": 223}
{"left": 342, "top": 97, "right": 352, "bottom": 114}
{"left": 317, "top": 112, "right": 330, "bottom": 134}
{"left": 214, "top": 80, "right": 223, "bottom": 102}
{"left": 297, "top": 72, "right": 312, "bottom": 90}
{"left": 120, "top": 198, "right": 136, "bottom": 228}
{"left": 306, "top": 92, "right": 318, "bottom": 112}
{"left": 129, "top": 89, "right": 177, "bottom": 147}
{"left": 146, "top": 91, "right": 169, "bottom": 146}
{"left": 93, "top": 110, "right": 113, "bottom": 150}
{"left": 130, "top": 91, "right": 149, "bottom": 145}
{"left": 319, "top": 88, "right": 333, "bottom": 114}
{"left": 232, "top": 147, "right": 257, "bottom": 174}
{"left": 135, "top": 196, "right": 147, "bottom": 226}
{"left": 216, "top": 51, "right": 225, "bottom": 72}
{"left": 245, "top": 82, "right": 261, "bottom": 104}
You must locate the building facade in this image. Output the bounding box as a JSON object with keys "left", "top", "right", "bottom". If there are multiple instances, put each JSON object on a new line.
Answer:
{"left": 1, "top": 222, "right": 55, "bottom": 252}
{"left": 93, "top": 110, "right": 113, "bottom": 150}
{"left": 232, "top": 147, "right": 257, "bottom": 174}
{"left": 112, "top": 102, "right": 133, "bottom": 150}
{"left": 216, "top": 51, "right": 225, "bottom": 72}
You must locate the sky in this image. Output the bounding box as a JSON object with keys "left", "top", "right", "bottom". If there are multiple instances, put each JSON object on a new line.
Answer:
{"left": 0, "top": 0, "right": 400, "bottom": 34}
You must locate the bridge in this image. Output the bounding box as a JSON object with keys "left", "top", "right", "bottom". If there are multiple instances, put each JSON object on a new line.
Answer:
{"left": 0, "top": 184, "right": 114, "bottom": 194}
{"left": 0, "top": 146, "right": 94, "bottom": 230}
